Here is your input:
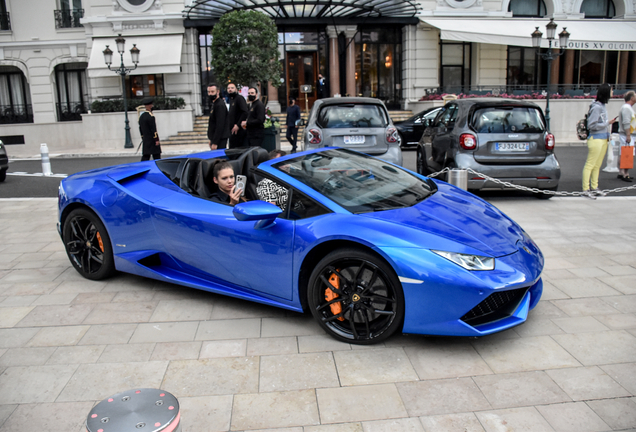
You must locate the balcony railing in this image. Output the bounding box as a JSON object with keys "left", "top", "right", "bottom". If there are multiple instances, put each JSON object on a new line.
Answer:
{"left": 0, "top": 105, "right": 33, "bottom": 124}
{"left": 54, "top": 9, "right": 84, "bottom": 29}
{"left": 0, "top": 12, "right": 10, "bottom": 31}
{"left": 56, "top": 101, "right": 89, "bottom": 122}
{"left": 419, "top": 83, "right": 632, "bottom": 100}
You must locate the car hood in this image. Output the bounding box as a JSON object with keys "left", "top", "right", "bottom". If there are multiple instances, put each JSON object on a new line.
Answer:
{"left": 360, "top": 182, "right": 523, "bottom": 256}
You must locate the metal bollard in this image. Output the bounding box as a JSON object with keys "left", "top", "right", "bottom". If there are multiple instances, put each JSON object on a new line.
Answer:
{"left": 40, "top": 143, "right": 52, "bottom": 176}
{"left": 86, "top": 388, "right": 181, "bottom": 432}
{"left": 448, "top": 168, "right": 467, "bottom": 190}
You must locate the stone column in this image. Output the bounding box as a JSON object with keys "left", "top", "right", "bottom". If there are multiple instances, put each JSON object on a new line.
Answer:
{"left": 562, "top": 49, "right": 574, "bottom": 85}
{"left": 327, "top": 26, "right": 341, "bottom": 97}
{"left": 549, "top": 54, "right": 560, "bottom": 93}
{"left": 344, "top": 26, "right": 357, "bottom": 97}
{"left": 267, "top": 81, "right": 281, "bottom": 113}
{"left": 618, "top": 51, "right": 629, "bottom": 85}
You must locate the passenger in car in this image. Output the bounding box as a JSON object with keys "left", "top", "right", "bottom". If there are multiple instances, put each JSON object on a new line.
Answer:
{"left": 210, "top": 161, "right": 246, "bottom": 206}
{"left": 257, "top": 150, "right": 289, "bottom": 209}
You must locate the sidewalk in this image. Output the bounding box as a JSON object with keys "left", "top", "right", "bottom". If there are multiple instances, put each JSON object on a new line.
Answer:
{"left": 0, "top": 197, "right": 635, "bottom": 431}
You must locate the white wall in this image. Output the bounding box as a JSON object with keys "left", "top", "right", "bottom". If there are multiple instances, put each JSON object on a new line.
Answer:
{"left": 475, "top": 43, "right": 507, "bottom": 86}
{"left": 3, "top": 108, "right": 193, "bottom": 157}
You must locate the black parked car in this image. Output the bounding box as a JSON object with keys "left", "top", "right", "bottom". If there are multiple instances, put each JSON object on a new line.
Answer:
{"left": 395, "top": 107, "right": 442, "bottom": 148}
{"left": 0, "top": 141, "right": 8, "bottom": 182}
{"left": 416, "top": 98, "right": 560, "bottom": 198}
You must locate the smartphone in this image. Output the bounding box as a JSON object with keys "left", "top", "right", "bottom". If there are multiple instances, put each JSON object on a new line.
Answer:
{"left": 235, "top": 175, "right": 247, "bottom": 196}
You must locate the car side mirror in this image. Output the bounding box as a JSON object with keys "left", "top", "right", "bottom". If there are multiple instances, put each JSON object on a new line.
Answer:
{"left": 233, "top": 201, "right": 282, "bottom": 229}
{"left": 414, "top": 117, "right": 422, "bottom": 125}
{"left": 296, "top": 119, "right": 306, "bottom": 127}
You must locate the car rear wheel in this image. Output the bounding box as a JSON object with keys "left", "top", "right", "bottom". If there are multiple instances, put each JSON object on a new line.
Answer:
{"left": 63, "top": 208, "right": 115, "bottom": 280}
{"left": 308, "top": 248, "right": 404, "bottom": 344}
{"left": 0, "top": 169, "right": 6, "bottom": 182}
{"left": 416, "top": 147, "right": 429, "bottom": 175}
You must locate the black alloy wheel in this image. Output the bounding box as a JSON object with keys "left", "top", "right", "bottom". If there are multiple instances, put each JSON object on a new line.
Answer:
{"left": 0, "top": 169, "right": 6, "bottom": 182}
{"left": 416, "top": 147, "right": 428, "bottom": 175}
{"left": 308, "top": 248, "right": 404, "bottom": 344}
{"left": 63, "top": 208, "right": 115, "bottom": 280}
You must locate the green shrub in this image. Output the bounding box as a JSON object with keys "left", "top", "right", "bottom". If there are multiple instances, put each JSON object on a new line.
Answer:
{"left": 90, "top": 96, "right": 186, "bottom": 113}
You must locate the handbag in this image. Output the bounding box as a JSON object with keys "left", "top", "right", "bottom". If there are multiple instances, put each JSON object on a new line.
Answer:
{"left": 620, "top": 145, "right": 634, "bottom": 169}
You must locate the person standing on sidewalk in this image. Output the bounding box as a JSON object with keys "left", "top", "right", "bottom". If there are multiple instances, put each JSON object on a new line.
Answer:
{"left": 207, "top": 84, "right": 229, "bottom": 150}
{"left": 226, "top": 83, "right": 248, "bottom": 148}
{"left": 285, "top": 98, "right": 301, "bottom": 153}
{"left": 139, "top": 98, "right": 161, "bottom": 161}
{"left": 618, "top": 90, "right": 635, "bottom": 182}
{"left": 242, "top": 87, "right": 266, "bottom": 147}
{"left": 581, "top": 83, "right": 617, "bottom": 199}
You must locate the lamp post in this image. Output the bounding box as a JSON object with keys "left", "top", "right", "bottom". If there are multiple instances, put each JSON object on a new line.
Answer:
{"left": 103, "top": 34, "right": 140, "bottom": 148}
{"left": 531, "top": 18, "right": 570, "bottom": 130}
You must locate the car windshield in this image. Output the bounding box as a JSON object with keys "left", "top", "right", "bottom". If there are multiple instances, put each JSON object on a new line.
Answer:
{"left": 471, "top": 107, "right": 545, "bottom": 133}
{"left": 272, "top": 149, "right": 436, "bottom": 213}
{"left": 316, "top": 104, "right": 388, "bottom": 128}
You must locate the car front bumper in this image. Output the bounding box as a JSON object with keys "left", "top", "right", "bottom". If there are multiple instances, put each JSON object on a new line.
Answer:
{"left": 455, "top": 153, "right": 561, "bottom": 190}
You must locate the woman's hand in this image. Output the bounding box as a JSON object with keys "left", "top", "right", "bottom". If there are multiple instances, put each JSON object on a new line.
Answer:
{"left": 229, "top": 186, "right": 243, "bottom": 206}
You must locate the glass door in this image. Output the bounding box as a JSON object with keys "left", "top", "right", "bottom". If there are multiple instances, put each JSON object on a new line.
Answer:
{"left": 287, "top": 52, "right": 317, "bottom": 112}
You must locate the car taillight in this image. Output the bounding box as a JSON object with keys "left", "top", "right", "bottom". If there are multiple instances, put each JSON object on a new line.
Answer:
{"left": 459, "top": 133, "right": 476, "bottom": 150}
{"left": 386, "top": 127, "right": 399, "bottom": 143}
{"left": 545, "top": 133, "right": 555, "bottom": 150}
{"left": 308, "top": 128, "right": 322, "bottom": 145}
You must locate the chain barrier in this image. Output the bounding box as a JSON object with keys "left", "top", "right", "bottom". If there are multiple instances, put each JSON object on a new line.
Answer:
{"left": 425, "top": 167, "right": 636, "bottom": 197}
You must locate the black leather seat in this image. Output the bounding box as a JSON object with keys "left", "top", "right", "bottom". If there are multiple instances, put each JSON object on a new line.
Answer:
{"left": 180, "top": 158, "right": 203, "bottom": 195}
{"left": 195, "top": 159, "right": 222, "bottom": 198}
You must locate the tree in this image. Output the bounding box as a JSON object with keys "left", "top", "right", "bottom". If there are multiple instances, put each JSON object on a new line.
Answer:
{"left": 211, "top": 10, "right": 281, "bottom": 88}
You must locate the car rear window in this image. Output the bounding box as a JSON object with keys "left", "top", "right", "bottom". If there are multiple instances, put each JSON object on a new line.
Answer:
{"left": 316, "top": 104, "right": 388, "bottom": 128}
{"left": 471, "top": 107, "right": 545, "bottom": 134}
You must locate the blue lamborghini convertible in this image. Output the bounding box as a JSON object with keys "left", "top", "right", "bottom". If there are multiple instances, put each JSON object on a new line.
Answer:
{"left": 58, "top": 146, "right": 543, "bottom": 344}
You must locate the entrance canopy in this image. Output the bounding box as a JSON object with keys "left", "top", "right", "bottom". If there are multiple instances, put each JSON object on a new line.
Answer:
{"left": 88, "top": 34, "right": 183, "bottom": 78}
{"left": 421, "top": 18, "right": 636, "bottom": 51}
{"left": 185, "top": 0, "right": 420, "bottom": 24}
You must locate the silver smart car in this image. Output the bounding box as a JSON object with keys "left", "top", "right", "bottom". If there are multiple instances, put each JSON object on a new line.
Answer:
{"left": 416, "top": 98, "right": 560, "bottom": 198}
{"left": 301, "top": 97, "right": 403, "bottom": 166}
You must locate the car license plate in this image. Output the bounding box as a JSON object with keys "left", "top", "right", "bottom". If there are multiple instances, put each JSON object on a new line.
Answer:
{"left": 495, "top": 142, "right": 530, "bottom": 151}
{"left": 344, "top": 135, "right": 365, "bottom": 144}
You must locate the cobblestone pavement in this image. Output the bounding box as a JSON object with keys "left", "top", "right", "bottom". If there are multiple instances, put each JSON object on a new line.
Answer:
{"left": 0, "top": 197, "right": 635, "bottom": 432}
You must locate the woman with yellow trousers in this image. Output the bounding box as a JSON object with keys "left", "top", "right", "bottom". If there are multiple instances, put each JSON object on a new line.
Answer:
{"left": 582, "top": 83, "right": 617, "bottom": 200}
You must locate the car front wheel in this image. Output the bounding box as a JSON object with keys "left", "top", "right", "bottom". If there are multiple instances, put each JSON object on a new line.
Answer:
{"left": 308, "top": 248, "right": 404, "bottom": 344}
{"left": 63, "top": 208, "right": 116, "bottom": 280}
{"left": 0, "top": 169, "right": 6, "bottom": 182}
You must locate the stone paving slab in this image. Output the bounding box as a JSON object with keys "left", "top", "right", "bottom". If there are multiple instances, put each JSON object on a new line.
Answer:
{"left": 0, "top": 197, "right": 635, "bottom": 431}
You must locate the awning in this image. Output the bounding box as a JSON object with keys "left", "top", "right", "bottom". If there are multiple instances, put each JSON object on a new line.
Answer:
{"left": 420, "top": 18, "right": 636, "bottom": 51}
{"left": 88, "top": 34, "right": 183, "bottom": 78}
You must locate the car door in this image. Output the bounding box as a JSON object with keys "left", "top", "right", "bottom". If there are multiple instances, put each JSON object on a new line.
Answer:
{"left": 430, "top": 104, "right": 459, "bottom": 166}
{"left": 150, "top": 191, "right": 295, "bottom": 300}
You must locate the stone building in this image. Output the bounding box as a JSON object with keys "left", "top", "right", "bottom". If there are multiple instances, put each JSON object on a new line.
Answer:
{"left": 0, "top": 0, "right": 634, "bottom": 154}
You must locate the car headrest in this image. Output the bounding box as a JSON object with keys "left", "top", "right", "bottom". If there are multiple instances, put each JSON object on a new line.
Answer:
{"left": 195, "top": 158, "right": 221, "bottom": 198}
{"left": 250, "top": 147, "right": 270, "bottom": 167}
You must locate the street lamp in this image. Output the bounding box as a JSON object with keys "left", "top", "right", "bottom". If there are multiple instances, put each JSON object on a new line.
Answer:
{"left": 103, "top": 34, "right": 140, "bottom": 148}
{"left": 531, "top": 18, "right": 570, "bottom": 130}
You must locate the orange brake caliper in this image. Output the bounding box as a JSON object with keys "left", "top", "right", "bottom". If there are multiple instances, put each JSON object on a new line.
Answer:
{"left": 325, "top": 271, "right": 344, "bottom": 321}
{"left": 95, "top": 232, "right": 105, "bottom": 252}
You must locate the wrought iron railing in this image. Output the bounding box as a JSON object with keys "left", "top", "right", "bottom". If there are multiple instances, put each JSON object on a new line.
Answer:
{"left": 419, "top": 83, "right": 632, "bottom": 100}
{"left": 54, "top": 9, "right": 84, "bottom": 29}
{"left": 0, "top": 12, "right": 10, "bottom": 31}
{"left": 56, "top": 101, "right": 89, "bottom": 121}
{"left": 0, "top": 105, "right": 33, "bottom": 124}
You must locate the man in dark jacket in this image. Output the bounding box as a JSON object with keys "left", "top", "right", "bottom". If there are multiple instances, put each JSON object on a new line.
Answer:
{"left": 226, "top": 82, "right": 248, "bottom": 148}
{"left": 241, "top": 86, "right": 266, "bottom": 147}
{"left": 317, "top": 73, "right": 327, "bottom": 99}
{"left": 207, "top": 84, "right": 229, "bottom": 149}
{"left": 139, "top": 98, "right": 161, "bottom": 161}
{"left": 285, "top": 97, "right": 301, "bottom": 152}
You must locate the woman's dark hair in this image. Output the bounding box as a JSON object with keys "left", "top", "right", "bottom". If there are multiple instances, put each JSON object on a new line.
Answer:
{"left": 213, "top": 161, "right": 233, "bottom": 179}
{"left": 596, "top": 83, "right": 612, "bottom": 104}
